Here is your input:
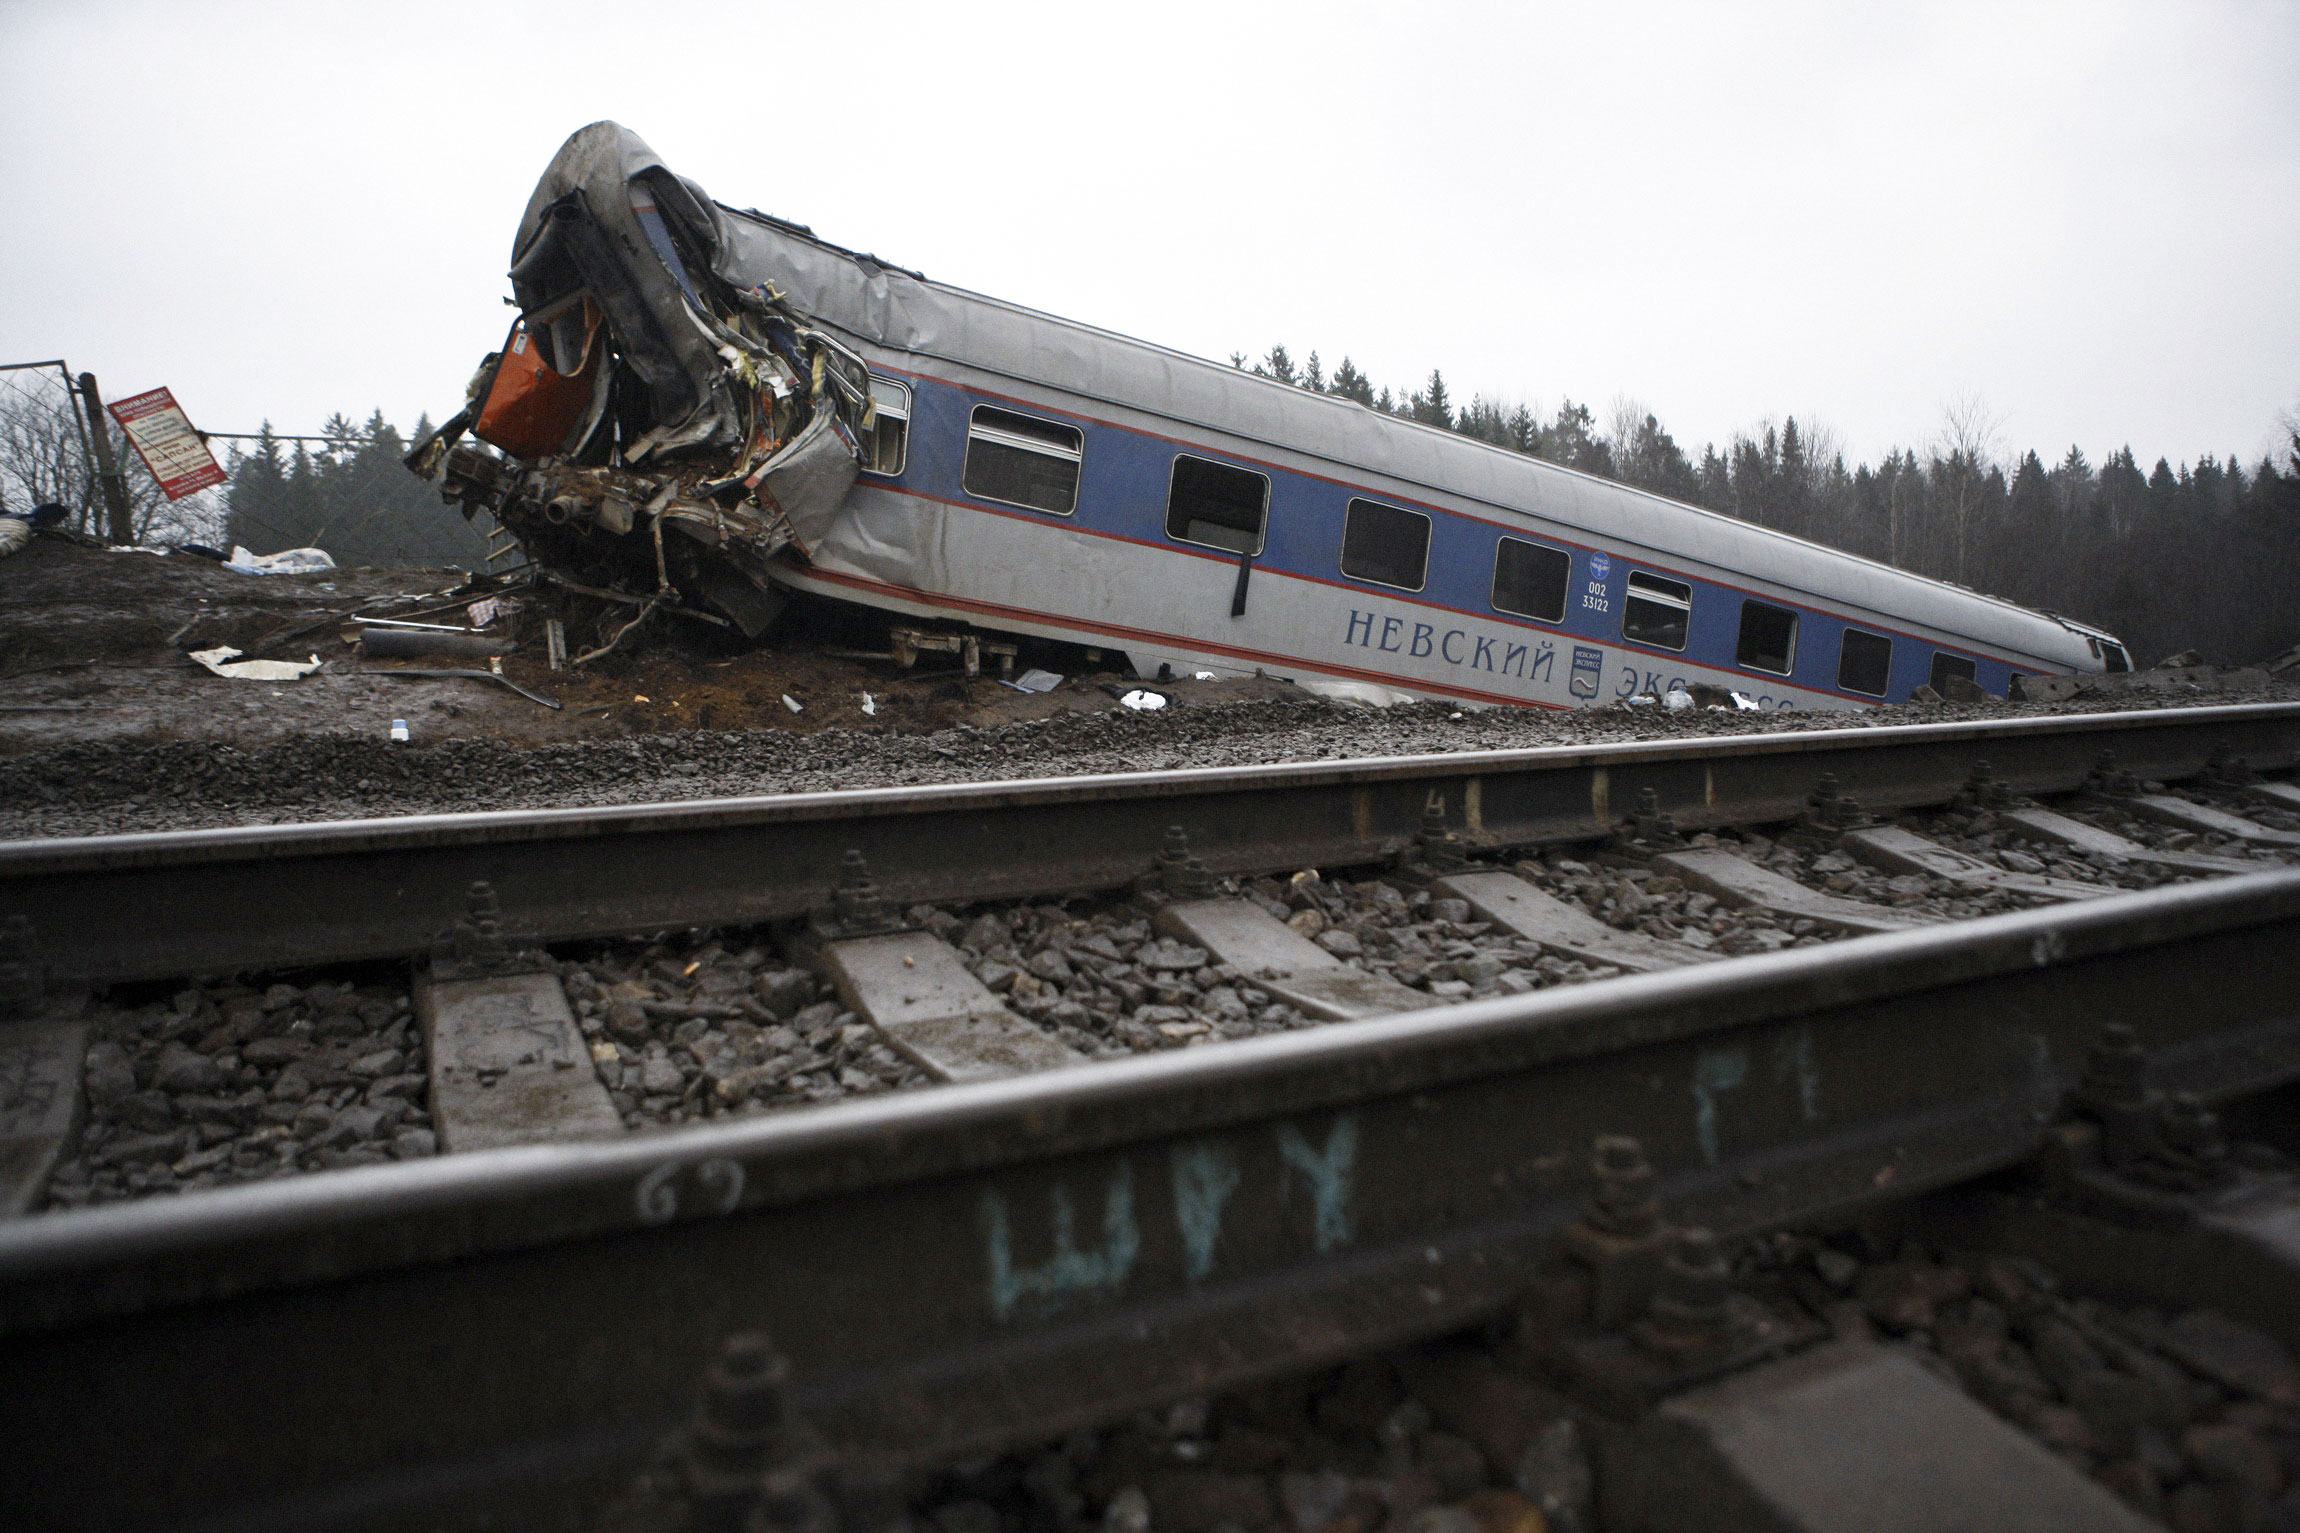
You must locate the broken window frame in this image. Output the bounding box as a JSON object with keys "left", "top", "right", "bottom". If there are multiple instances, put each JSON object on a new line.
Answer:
{"left": 860, "top": 376, "right": 911, "bottom": 478}
{"left": 1164, "top": 453, "right": 1269, "bottom": 557}
{"left": 1928, "top": 651, "right": 1978, "bottom": 692}
{"left": 962, "top": 405, "right": 1083, "bottom": 516}
{"left": 1838, "top": 627, "right": 1894, "bottom": 696}
{"left": 1734, "top": 598, "right": 1799, "bottom": 675}
{"left": 1621, "top": 570, "right": 1693, "bottom": 652}
{"left": 1489, "top": 536, "right": 1571, "bottom": 624}
{"left": 1339, "top": 498, "right": 1432, "bottom": 592}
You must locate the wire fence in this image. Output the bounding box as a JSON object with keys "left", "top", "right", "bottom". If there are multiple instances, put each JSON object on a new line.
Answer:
{"left": 1, "top": 359, "right": 494, "bottom": 570}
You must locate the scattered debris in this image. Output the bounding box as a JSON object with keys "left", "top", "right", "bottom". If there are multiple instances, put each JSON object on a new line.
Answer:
{"left": 390, "top": 719, "right": 411, "bottom": 742}
{"left": 222, "top": 545, "right": 335, "bottom": 576}
{"left": 1117, "top": 689, "right": 1168, "bottom": 711}
{"left": 860, "top": 692, "right": 877, "bottom": 716}
{"left": 0, "top": 518, "right": 28, "bottom": 559}
{"left": 1007, "top": 669, "right": 1063, "bottom": 694}
{"left": 781, "top": 694, "right": 803, "bottom": 714}
{"left": 187, "top": 646, "right": 323, "bottom": 682}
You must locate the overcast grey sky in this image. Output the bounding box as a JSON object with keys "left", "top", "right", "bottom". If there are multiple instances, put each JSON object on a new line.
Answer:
{"left": 3, "top": 0, "right": 2294, "bottom": 472}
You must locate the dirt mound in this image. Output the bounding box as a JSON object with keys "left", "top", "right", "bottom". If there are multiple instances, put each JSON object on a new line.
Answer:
{"left": 0, "top": 532, "right": 1302, "bottom": 758}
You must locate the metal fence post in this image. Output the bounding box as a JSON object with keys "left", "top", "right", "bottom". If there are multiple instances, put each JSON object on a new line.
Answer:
{"left": 75, "top": 372, "right": 135, "bottom": 545}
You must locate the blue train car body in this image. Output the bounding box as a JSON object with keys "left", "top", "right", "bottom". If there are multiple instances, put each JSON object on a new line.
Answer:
{"left": 419, "top": 124, "right": 2130, "bottom": 712}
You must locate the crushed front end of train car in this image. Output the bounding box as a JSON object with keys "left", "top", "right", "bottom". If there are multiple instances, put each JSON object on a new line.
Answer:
{"left": 405, "top": 126, "right": 884, "bottom": 646}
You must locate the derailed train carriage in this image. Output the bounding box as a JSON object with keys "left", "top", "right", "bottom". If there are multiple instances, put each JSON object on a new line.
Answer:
{"left": 410, "top": 122, "right": 2132, "bottom": 711}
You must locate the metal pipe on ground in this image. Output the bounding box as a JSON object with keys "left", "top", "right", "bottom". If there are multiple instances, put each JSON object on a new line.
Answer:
{"left": 358, "top": 628, "right": 519, "bottom": 661}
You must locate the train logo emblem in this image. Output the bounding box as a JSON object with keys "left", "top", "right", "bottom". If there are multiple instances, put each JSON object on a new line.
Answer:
{"left": 1588, "top": 553, "right": 1611, "bottom": 581}
{"left": 1570, "top": 645, "right": 1605, "bottom": 700}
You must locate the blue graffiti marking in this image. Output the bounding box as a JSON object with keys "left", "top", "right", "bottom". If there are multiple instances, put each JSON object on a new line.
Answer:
{"left": 1771, "top": 1026, "right": 1819, "bottom": 1123}
{"left": 1170, "top": 1141, "right": 1242, "bottom": 1283}
{"left": 1276, "top": 1116, "right": 1358, "bottom": 1252}
{"left": 1692, "top": 1046, "right": 1750, "bottom": 1166}
{"left": 981, "top": 1162, "right": 1139, "bottom": 1321}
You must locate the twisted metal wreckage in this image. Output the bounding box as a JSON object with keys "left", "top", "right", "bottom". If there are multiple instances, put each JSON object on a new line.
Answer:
{"left": 406, "top": 131, "right": 883, "bottom": 659}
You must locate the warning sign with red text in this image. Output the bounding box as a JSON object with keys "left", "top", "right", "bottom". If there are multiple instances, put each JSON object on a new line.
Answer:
{"left": 108, "top": 387, "right": 226, "bottom": 499}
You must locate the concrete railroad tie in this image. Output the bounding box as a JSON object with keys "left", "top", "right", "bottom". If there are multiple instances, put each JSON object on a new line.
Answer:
{"left": 2117, "top": 794, "right": 2300, "bottom": 850}
{"left": 814, "top": 931, "right": 1083, "bottom": 1083}
{"left": 2001, "top": 807, "right": 2261, "bottom": 877}
{"left": 1432, "top": 869, "right": 1713, "bottom": 972}
{"left": 0, "top": 1016, "right": 88, "bottom": 1217}
{"left": 1155, "top": 899, "right": 1428, "bottom": 1020}
{"left": 1838, "top": 825, "right": 2110, "bottom": 902}
{"left": 420, "top": 970, "right": 622, "bottom": 1153}
{"left": 1652, "top": 847, "right": 1933, "bottom": 936}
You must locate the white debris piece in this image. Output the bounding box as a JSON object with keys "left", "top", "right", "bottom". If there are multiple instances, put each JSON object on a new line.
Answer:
{"left": 782, "top": 694, "right": 803, "bottom": 713}
{"left": 1006, "top": 668, "right": 1063, "bottom": 694}
{"left": 1729, "top": 690, "right": 1762, "bottom": 711}
{"left": 1664, "top": 684, "right": 1694, "bottom": 712}
{"left": 860, "top": 692, "right": 877, "bottom": 716}
{"left": 0, "top": 517, "right": 28, "bottom": 559}
{"left": 223, "top": 544, "right": 336, "bottom": 575}
{"left": 189, "top": 646, "right": 324, "bottom": 681}
{"left": 1118, "top": 689, "right": 1168, "bottom": 711}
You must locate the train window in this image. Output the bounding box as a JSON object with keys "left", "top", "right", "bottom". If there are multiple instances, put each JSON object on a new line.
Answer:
{"left": 963, "top": 406, "right": 1082, "bottom": 515}
{"left": 1735, "top": 600, "right": 1798, "bottom": 675}
{"left": 861, "top": 376, "right": 909, "bottom": 476}
{"left": 1340, "top": 499, "right": 1430, "bottom": 590}
{"left": 1490, "top": 538, "right": 1570, "bottom": 622}
{"left": 1838, "top": 628, "right": 1893, "bottom": 696}
{"left": 1165, "top": 455, "right": 1268, "bottom": 555}
{"left": 2101, "top": 641, "right": 2131, "bottom": 673}
{"left": 1929, "top": 652, "right": 1977, "bottom": 692}
{"left": 1622, "top": 571, "right": 1692, "bottom": 651}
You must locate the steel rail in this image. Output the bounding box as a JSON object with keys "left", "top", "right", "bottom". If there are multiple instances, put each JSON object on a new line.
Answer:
{"left": 3, "top": 871, "right": 2298, "bottom": 1530}
{"left": 5, "top": 702, "right": 2298, "bottom": 987}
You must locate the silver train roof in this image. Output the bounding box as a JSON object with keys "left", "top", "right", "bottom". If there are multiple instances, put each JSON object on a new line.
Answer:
{"left": 523, "top": 123, "right": 2107, "bottom": 670}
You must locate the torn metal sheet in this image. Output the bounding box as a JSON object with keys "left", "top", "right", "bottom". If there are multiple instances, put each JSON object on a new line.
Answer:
{"left": 406, "top": 125, "right": 875, "bottom": 645}
{"left": 188, "top": 647, "right": 323, "bottom": 682}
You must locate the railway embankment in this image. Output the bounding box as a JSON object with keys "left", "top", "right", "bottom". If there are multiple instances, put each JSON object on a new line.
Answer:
{"left": 7, "top": 678, "right": 2297, "bottom": 841}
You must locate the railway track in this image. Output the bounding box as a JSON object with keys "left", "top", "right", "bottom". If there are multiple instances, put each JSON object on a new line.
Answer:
{"left": 4, "top": 700, "right": 2300, "bottom": 1530}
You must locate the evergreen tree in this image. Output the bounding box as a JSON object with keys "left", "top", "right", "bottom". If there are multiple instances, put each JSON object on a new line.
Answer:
{"left": 1617, "top": 414, "right": 1700, "bottom": 503}
{"left": 1413, "top": 369, "right": 1454, "bottom": 430}
{"left": 1508, "top": 403, "right": 1540, "bottom": 456}
{"left": 1543, "top": 400, "right": 1599, "bottom": 469}
{"left": 1330, "top": 357, "right": 1374, "bottom": 406}
{"left": 1301, "top": 351, "right": 1325, "bottom": 393}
